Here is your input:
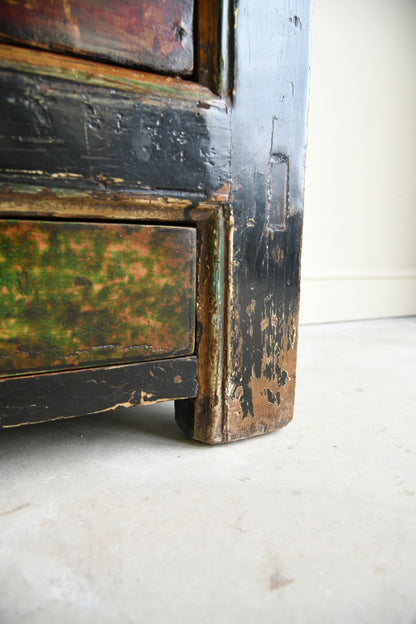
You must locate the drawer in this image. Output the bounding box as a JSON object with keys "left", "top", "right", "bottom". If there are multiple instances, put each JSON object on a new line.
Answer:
{"left": 0, "top": 220, "right": 196, "bottom": 377}
{"left": 0, "top": 0, "right": 194, "bottom": 75}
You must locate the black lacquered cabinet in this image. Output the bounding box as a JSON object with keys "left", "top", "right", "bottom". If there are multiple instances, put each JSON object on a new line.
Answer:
{"left": 0, "top": 0, "right": 311, "bottom": 443}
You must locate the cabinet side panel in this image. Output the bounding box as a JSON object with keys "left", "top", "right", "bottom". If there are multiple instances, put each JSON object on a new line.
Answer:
{"left": 176, "top": 0, "right": 312, "bottom": 443}
{"left": 223, "top": 0, "right": 312, "bottom": 441}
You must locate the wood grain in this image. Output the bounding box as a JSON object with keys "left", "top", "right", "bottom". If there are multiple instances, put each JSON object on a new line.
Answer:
{"left": 0, "top": 220, "right": 196, "bottom": 377}
{"left": 195, "top": 0, "right": 232, "bottom": 96}
{"left": 0, "top": 0, "right": 194, "bottom": 74}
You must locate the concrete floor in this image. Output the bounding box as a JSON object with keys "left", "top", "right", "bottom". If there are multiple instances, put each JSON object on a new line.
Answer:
{"left": 1, "top": 317, "right": 415, "bottom": 623}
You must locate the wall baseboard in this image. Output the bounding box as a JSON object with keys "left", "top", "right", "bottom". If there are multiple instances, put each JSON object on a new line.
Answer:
{"left": 300, "top": 272, "right": 416, "bottom": 324}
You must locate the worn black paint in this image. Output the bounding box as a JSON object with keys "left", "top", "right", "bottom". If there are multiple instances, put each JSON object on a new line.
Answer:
{"left": 223, "top": 0, "right": 309, "bottom": 430}
{"left": 0, "top": 68, "right": 229, "bottom": 197}
{"left": 0, "top": 0, "right": 311, "bottom": 442}
{"left": 176, "top": 0, "right": 311, "bottom": 442}
{"left": 0, "top": 357, "right": 197, "bottom": 428}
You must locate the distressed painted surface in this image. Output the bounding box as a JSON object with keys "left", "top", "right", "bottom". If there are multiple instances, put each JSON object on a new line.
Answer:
{"left": 0, "top": 357, "right": 198, "bottom": 427}
{"left": 0, "top": 0, "right": 311, "bottom": 442}
{"left": 0, "top": 45, "right": 230, "bottom": 197}
{"left": 221, "top": 0, "right": 311, "bottom": 441}
{"left": 0, "top": 0, "right": 194, "bottom": 74}
{"left": 0, "top": 187, "right": 223, "bottom": 228}
{"left": 0, "top": 220, "right": 196, "bottom": 376}
{"left": 195, "top": 0, "right": 231, "bottom": 96}
{"left": 0, "top": 44, "right": 211, "bottom": 103}
{"left": 175, "top": 0, "right": 312, "bottom": 443}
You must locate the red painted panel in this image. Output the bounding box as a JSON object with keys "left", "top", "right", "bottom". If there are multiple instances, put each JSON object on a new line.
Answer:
{"left": 0, "top": 0, "right": 194, "bottom": 74}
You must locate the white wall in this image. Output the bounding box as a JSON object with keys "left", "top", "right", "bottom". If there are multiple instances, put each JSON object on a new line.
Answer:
{"left": 300, "top": 0, "right": 416, "bottom": 324}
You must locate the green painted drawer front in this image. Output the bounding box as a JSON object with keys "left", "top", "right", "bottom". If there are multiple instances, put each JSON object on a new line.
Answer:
{"left": 0, "top": 220, "right": 196, "bottom": 377}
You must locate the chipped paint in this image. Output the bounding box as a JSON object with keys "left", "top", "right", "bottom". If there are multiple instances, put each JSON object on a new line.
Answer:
{"left": 0, "top": 46, "right": 231, "bottom": 197}
{"left": 0, "top": 0, "right": 310, "bottom": 442}
{"left": 0, "top": 44, "right": 215, "bottom": 105}
{"left": 176, "top": 0, "right": 311, "bottom": 443}
{"left": 1, "top": 356, "right": 198, "bottom": 427}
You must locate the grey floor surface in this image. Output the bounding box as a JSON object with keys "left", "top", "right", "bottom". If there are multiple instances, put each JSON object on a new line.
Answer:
{"left": 1, "top": 317, "right": 415, "bottom": 623}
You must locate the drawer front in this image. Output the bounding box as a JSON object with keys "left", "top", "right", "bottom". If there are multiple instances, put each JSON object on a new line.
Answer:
{"left": 0, "top": 45, "right": 230, "bottom": 198}
{"left": 0, "top": 220, "right": 196, "bottom": 377}
{"left": 0, "top": 0, "right": 194, "bottom": 74}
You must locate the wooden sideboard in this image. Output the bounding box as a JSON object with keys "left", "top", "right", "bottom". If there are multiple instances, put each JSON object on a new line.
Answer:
{"left": 0, "top": 0, "right": 311, "bottom": 443}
